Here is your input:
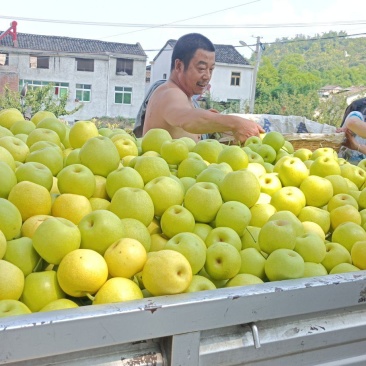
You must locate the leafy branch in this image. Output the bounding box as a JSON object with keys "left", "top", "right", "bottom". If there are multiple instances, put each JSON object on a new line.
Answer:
{"left": 0, "top": 84, "right": 82, "bottom": 118}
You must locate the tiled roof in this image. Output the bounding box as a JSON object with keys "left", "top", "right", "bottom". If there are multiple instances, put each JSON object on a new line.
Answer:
{"left": 0, "top": 31, "right": 146, "bottom": 57}
{"left": 214, "top": 44, "right": 249, "bottom": 65}
{"left": 320, "top": 85, "right": 342, "bottom": 90}
{"left": 154, "top": 39, "right": 249, "bottom": 65}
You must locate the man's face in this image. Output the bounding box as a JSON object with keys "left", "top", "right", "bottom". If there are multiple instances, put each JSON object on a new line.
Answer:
{"left": 177, "top": 49, "right": 215, "bottom": 97}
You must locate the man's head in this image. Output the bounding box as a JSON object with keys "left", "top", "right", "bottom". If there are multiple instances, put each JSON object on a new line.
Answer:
{"left": 170, "top": 33, "right": 215, "bottom": 71}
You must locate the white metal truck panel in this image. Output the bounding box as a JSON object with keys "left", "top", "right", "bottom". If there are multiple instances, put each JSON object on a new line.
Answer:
{"left": 1, "top": 272, "right": 365, "bottom": 365}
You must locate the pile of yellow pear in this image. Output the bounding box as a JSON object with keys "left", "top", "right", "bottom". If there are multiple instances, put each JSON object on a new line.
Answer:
{"left": 0, "top": 107, "right": 365, "bottom": 319}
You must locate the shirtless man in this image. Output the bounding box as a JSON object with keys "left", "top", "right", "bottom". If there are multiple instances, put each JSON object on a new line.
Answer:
{"left": 143, "top": 33, "right": 264, "bottom": 143}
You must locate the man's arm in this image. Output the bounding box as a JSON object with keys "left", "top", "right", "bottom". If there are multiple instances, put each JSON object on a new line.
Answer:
{"left": 162, "top": 89, "right": 264, "bottom": 142}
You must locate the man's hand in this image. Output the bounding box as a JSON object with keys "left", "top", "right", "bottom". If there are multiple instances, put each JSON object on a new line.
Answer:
{"left": 232, "top": 117, "right": 265, "bottom": 143}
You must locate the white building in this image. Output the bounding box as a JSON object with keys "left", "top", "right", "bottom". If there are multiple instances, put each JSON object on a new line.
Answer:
{"left": 0, "top": 29, "right": 147, "bottom": 122}
{"left": 149, "top": 39, "right": 254, "bottom": 109}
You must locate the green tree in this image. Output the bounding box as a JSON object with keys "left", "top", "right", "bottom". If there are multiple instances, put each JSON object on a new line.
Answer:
{"left": 254, "top": 30, "right": 366, "bottom": 121}
{"left": 315, "top": 94, "right": 350, "bottom": 127}
{"left": 256, "top": 90, "right": 319, "bottom": 120}
{"left": 0, "top": 84, "right": 82, "bottom": 118}
{"left": 277, "top": 54, "right": 322, "bottom": 95}
{"left": 255, "top": 55, "right": 320, "bottom": 118}
{"left": 255, "top": 57, "right": 280, "bottom": 101}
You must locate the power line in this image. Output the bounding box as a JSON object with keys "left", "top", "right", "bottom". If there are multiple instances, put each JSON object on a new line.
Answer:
{"left": 102, "top": 0, "right": 262, "bottom": 38}
{"left": 0, "top": 1, "right": 260, "bottom": 30}
{"left": 140, "top": 32, "right": 366, "bottom": 53}
{"left": 258, "top": 32, "right": 366, "bottom": 48}
{"left": 2, "top": 10, "right": 366, "bottom": 57}
{"left": 1, "top": 14, "right": 366, "bottom": 30}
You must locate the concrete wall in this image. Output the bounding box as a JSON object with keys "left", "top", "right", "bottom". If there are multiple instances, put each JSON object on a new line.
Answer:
{"left": 150, "top": 45, "right": 173, "bottom": 84}
{"left": 209, "top": 63, "right": 253, "bottom": 104}
{"left": 3, "top": 50, "right": 146, "bottom": 122}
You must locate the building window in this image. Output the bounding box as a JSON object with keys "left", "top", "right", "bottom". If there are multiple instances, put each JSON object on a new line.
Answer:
{"left": 19, "top": 80, "right": 69, "bottom": 98}
{"left": 76, "top": 58, "right": 94, "bottom": 72}
{"left": 230, "top": 72, "right": 241, "bottom": 86}
{"left": 76, "top": 84, "right": 91, "bottom": 102}
{"left": 20, "top": 79, "right": 44, "bottom": 90}
{"left": 115, "top": 86, "right": 132, "bottom": 104}
{"left": 0, "top": 53, "right": 9, "bottom": 66}
{"left": 116, "top": 58, "right": 133, "bottom": 75}
{"left": 163, "top": 73, "right": 167, "bottom": 80}
{"left": 30, "top": 55, "right": 50, "bottom": 69}
{"left": 53, "top": 82, "right": 69, "bottom": 98}
{"left": 145, "top": 69, "right": 151, "bottom": 83}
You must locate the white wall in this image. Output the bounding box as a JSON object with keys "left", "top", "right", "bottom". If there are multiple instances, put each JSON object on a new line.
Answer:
{"left": 106, "top": 56, "right": 147, "bottom": 121}
{"left": 209, "top": 64, "right": 253, "bottom": 103}
{"left": 8, "top": 51, "right": 146, "bottom": 122}
{"left": 150, "top": 45, "right": 173, "bottom": 85}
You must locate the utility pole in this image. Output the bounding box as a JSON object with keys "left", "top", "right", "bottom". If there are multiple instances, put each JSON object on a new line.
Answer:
{"left": 249, "top": 36, "right": 263, "bottom": 114}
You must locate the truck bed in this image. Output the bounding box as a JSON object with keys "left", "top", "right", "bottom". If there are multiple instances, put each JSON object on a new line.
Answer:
{"left": 1, "top": 271, "right": 366, "bottom": 366}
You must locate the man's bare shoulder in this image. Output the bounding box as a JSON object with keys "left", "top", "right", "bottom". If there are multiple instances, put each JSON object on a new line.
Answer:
{"left": 150, "top": 81, "right": 186, "bottom": 101}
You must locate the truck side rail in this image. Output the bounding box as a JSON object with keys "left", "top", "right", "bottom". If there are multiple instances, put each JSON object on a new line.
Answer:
{"left": 1, "top": 272, "right": 366, "bottom": 365}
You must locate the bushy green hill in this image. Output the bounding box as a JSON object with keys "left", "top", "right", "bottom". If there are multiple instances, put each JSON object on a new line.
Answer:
{"left": 263, "top": 31, "right": 366, "bottom": 87}
{"left": 253, "top": 31, "right": 366, "bottom": 124}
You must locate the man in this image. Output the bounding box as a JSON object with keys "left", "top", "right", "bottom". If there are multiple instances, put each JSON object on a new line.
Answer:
{"left": 133, "top": 79, "right": 166, "bottom": 138}
{"left": 142, "top": 33, "right": 264, "bottom": 143}
{"left": 133, "top": 79, "right": 202, "bottom": 138}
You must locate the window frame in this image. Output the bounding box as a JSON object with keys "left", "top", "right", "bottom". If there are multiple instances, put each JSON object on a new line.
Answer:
{"left": 29, "top": 55, "right": 50, "bottom": 69}
{"left": 53, "top": 82, "right": 69, "bottom": 99}
{"left": 0, "top": 53, "right": 9, "bottom": 66}
{"left": 114, "top": 86, "right": 132, "bottom": 105}
{"left": 76, "top": 83, "right": 92, "bottom": 102}
{"left": 19, "top": 80, "right": 69, "bottom": 99}
{"left": 76, "top": 58, "right": 94, "bottom": 72}
{"left": 116, "top": 58, "right": 133, "bottom": 76}
{"left": 230, "top": 71, "right": 241, "bottom": 86}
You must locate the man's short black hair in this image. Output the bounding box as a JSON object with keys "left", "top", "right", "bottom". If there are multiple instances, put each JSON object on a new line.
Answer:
{"left": 170, "top": 33, "right": 215, "bottom": 71}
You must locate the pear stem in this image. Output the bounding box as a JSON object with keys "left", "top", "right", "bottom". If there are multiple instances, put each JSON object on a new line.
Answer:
{"left": 85, "top": 293, "right": 95, "bottom": 302}
{"left": 33, "top": 257, "right": 43, "bottom": 272}
{"left": 245, "top": 227, "right": 257, "bottom": 243}
{"left": 45, "top": 263, "right": 55, "bottom": 271}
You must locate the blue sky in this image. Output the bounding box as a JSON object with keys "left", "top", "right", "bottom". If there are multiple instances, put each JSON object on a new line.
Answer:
{"left": 1, "top": 0, "right": 365, "bottom": 61}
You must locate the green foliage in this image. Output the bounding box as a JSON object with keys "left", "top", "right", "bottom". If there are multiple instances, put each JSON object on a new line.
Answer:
{"left": 0, "top": 87, "right": 22, "bottom": 110}
{"left": 93, "top": 116, "right": 135, "bottom": 130}
{"left": 0, "top": 84, "right": 82, "bottom": 118}
{"left": 255, "top": 90, "right": 320, "bottom": 119}
{"left": 255, "top": 57, "right": 280, "bottom": 99}
{"left": 315, "top": 94, "right": 357, "bottom": 127}
{"left": 262, "top": 31, "right": 366, "bottom": 88}
{"left": 255, "top": 56, "right": 320, "bottom": 119}
{"left": 210, "top": 100, "right": 245, "bottom": 114}
{"left": 254, "top": 31, "right": 366, "bottom": 121}
{"left": 316, "top": 96, "right": 347, "bottom": 127}
{"left": 201, "top": 93, "right": 248, "bottom": 114}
